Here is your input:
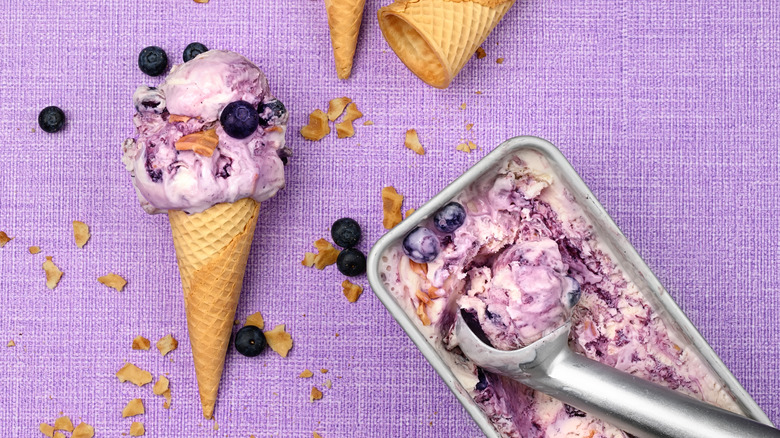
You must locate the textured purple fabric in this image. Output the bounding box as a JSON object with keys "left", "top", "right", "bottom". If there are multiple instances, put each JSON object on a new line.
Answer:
{"left": 0, "top": 0, "right": 778, "bottom": 436}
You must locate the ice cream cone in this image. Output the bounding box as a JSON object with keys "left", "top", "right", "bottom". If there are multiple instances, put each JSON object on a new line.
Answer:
{"left": 167, "top": 197, "right": 260, "bottom": 419}
{"left": 377, "top": 0, "right": 515, "bottom": 88}
{"left": 325, "top": 0, "right": 366, "bottom": 79}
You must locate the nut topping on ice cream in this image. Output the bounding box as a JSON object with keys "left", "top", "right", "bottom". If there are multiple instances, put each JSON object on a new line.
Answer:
{"left": 123, "top": 50, "right": 289, "bottom": 214}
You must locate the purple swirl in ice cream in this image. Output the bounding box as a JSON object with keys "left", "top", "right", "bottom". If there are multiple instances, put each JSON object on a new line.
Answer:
{"left": 122, "top": 50, "right": 290, "bottom": 214}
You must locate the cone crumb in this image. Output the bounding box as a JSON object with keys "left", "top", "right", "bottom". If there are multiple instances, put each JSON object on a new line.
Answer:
{"left": 162, "top": 389, "right": 172, "bottom": 409}
{"left": 29, "top": 246, "right": 41, "bottom": 254}
{"left": 299, "top": 369, "right": 314, "bottom": 378}
{"left": 335, "top": 103, "right": 363, "bottom": 138}
{"left": 327, "top": 97, "right": 352, "bottom": 121}
{"left": 456, "top": 141, "right": 478, "bottom": 153}
{"left": 116, "top": 363, "right": 153, "bottom": 386}
{"left": 42, "top": 256, "right": 63, "bottom": 289}
{"left": 153, "top": 375, "right": 170, "bottom": 395}
{"left": 54, "top": 416, "right": 74, "bottom": 432}
{"left": 156, "top": 334, "right": 178, "bottom": 356}
{"left": 98, "top": 273, "right": 127, "bottom": 291}
{"left": 245, "top": 311, "right": 265, "bottom": 330}
{"left": 342, "top": 280, "right": 363, "bottom": 303}
{"left": 404, "top": 129, "right": 425, "bottom": 155}
{"left": 475, "top": 47, "right": 487, "bottom": 59}
{"left": 0, "top": 231, "right": 12, "bottom": 247}
{"left": 382, "top": 187, "right": 404, "bottom": 229}
{"left": 265, "top": 324, "right": 293, "bottom": 357}
{"left": 310, "top": 386, "right": 323, "bottom": 402}
{"left": 363, "top": 120, "right": 374, "bottom": 126}
{"left": 39, "top": 423, "right": 55, "bottom": 437}
{"left": 72, "top": 221, "right": 90, "bottom": 248}
{"left": 325, "top": 379, "right": 332, "bottom": 389}
{"left": 300, "top": 109, "right": 330, "bottom": 141}
{"left": 459, "top": 103, "right": 466, "bottom": 110}
{"left": 405, "top": 208, "right": 416, "bottom": 218}
{"left": 129, "top": 422, "right": 145, "bottom": 436}
{"left": 496, "top": 58, "right": 505, "bottom": 64}
{"left": 132, "top": 336, "right": 151, "bottom": 350}
{"left": 466, "top": 123, "right": 474, "bottom": 131}
{"left": 71, "top": 422, "right": 94, "bottom": 438}
{"left": 122, "top": 398, "right": 145, "bottom": 418}
{"left": 7, "top": 340, "right": 15, "bottom": 347}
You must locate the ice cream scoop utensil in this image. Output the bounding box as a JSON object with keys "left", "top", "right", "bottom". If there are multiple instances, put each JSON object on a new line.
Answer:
{"left": 455, "top": 310, "right": 780, "bottom": 438}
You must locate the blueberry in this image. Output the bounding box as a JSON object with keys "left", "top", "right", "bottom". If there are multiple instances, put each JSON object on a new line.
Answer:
{"left": 132, "top": 86, "right": 166, "bottom": 114}
{"left": 331, "top": 218, "right": 361, "bottom": 248}
{"left": 402, "top": 227, "right": 440, "bottom": 263}
{"left": 234, "top": 325, "right": 267, "bottom": 357}
{"left": 183, "top": 42, "right": 209, "bottom": 62}
{"left": 337, "top": 248, "right": 366, "bottom": 276}
{"left": 220, "top": 100, "right": 259, "bottom": 139}
{"left": 38, "top": 106, "right": 65, "bottom": 133}
{"left": 138, "top": 46, "right": 168, "bottom": 76}
{"left": 433, "top": 202, "right": 466, "bottom": 233}
{"left": 565, "top": 276, "right": 582, "bottom": 309}
{"left": 258, "top": 99, "right": 287, "bottom": 127}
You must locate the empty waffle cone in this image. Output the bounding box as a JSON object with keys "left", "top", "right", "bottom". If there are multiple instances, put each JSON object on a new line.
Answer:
{"left": 325, "top": 0, "right": 367, "bottom": 79}
{"left": 168, "top": 197, "right": 260, "bottom": 419}
{"left": 377, "top": 0, "right": 515, "bottom": 88}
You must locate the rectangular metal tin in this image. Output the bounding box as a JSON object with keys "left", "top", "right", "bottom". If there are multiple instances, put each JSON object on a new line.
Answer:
{"left": 366, "top": 136, "right": 773, "bottom": 437}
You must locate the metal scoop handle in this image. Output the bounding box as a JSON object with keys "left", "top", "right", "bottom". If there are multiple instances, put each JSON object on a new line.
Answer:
{"left": 455, "top": 315, "right": 780, "bottom": 438}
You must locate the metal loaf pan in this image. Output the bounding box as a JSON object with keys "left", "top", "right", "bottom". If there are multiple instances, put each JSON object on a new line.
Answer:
{"left": 366, "top": 136, "right": 773, "bottom": 437}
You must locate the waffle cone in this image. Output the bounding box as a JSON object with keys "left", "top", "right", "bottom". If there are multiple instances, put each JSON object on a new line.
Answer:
{"left": 168, "top": 197, "right": 260, "bottom": 419}
{"left": 378, "top": 0, "right": 515, "bottom": 88}
{"left": 325, "top": 0, "right": 366, "bottom": 79}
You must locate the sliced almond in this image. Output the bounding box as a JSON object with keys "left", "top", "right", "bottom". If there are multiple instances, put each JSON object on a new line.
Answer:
{"left": 122, "top": 398, "right": 145, "bottom": 418}
{"left": 404, "top": 129, "right": 425, "bottom": 155}
{"left": 265, "top": 324, "right": 293, "bottom": 358}
{"left": 98, "top": 273, "right": 127, "bottom": 292}
{"left": 40, "top": 423, "right": 55, "bottom": 437}
{"left": 7, "top": 340, "right": 15, "bottom": 347}
{"left": 175, "top": 129, "right": 219, "bottom": 157}
{"left": 129, "top": 422, "right": 145, "bottom": 436}
{"left": 131, "top": 336, "right": 151, "bottom": 350}
{"left": 313, "top": 433, "right": 324, "bottom": 438}
{"left": 43, "top": 256, "right": 63, "bottom": 290}
{"left": 382, "top": 187, "right": 404, "bottom": 229}
{"left": 156, "top": 334, "right": 178, "bottom": 356}
{"left": 116, "top": 363, "right": 152, "bottom": 387}
{"left": 168, "top": 114, "right": 191, "bottom": 123}
{"left": 0, "top": 231, "right": 12, "bottom": 247}
{"left": 73, "top": 221, "right": 90, "bottom": 248}
{"left": 152, "top": 375, "right": 169, "bottom": 395}
{"left": 53, "top": 432, "right": 65, "bottom": 438}
{"left": 245, "top": 311, "right": 265, "bottom": 330}
{"left": 54, "top": 416, "right": 74, "bottom": 432}
{"left": 327, "top": 97, "right": 351, "bottom": 121}
{"left": 300, "top": 109, "right": 330, "bottom": 141}
{"left": 71, "top": 422, "right": 94, "bottom": 438}
{"left": 416, "top": 302, "right": 431, "bottom": 326}
{"left": 415, "top": 290, "right": 431, "bottom": 304}
{"left": 162, "top": 389, "right": 172, "bottom": 409}
{"left": 409, "top": 261, "right": 428, "bottom": 276}
{"left": 342, "top": 280, "right": 363, "bottom": 303}
{"left": 363, "top": 120, "right": 374, "bottom": 126}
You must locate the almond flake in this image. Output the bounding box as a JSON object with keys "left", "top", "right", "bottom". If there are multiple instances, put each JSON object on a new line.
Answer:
{"left": 459, "top": 103, "right": 466, "bottom": 110}
{"left": 7, "top": 340, "right": 15, "bottom": 347}
{"left": 327, "top": 97, "right": 351, "bottom": 121}
{"left": 43, "top": 256, "right": 63, "bottom": 290}
{"left": 404, "top": 129, "right": 425, "bottom": 155}
{"left": 73, "top": 221, "right": 90, "bottom": 248}
{"left": 116, "top": 363, "right": 153, "bottom": 387}
{"left": 245, "top": 311, "right": 265, "bottom": 330}
{"left": 193, "top": 0, "right": 209, "bottom": 3}
{"left": 310, "top": 386, "right": 323, "bottom": 402}
{"left": 168, "top": 114, "right": 190, "bottom": 123}
{"left": 129, "top": 422, "right": 145, "bottom": 436}
{"left": 0, "top": 231, "right": 13, "bottom": 247}
{"left": 325, "top": 379, "right": 332, "bottom": 389}
{"left": 405, "top": 208, "right": 416, "bottom": 218}
{"left": 342, "top": 280, "right": 363, "bottom": 303}
{"left": 475, "top": 47, "right": 487, "bottom": 59}
{"left": 162, "top": 389, "right": 172, "bottom": 409}
{"left": 314, "top": 433, "right": 324, "bottom": 438}
{"left": 381, "top": 186, "right": 404, "bottom": 229}
{"left": 54, "top": 416, "right": 74, "bottom": 432}
{"left": 300, "top": 109, "right": 330, "bottom": 141}
{"left": 153, "top": 375, "right": 169, "bottom": 395}
{"left": 71, "top": 422, "right": 94, "bottom": 438}
{"left": 363, "top": 120, "right": 374, "bottom": 126}
{"left": 122, "top": 398, "right": 145, "bottom": 418}
{"left": 29, "top": 246, "right": 41, "bottom": 254}
{"left": 175, "top": 129, "right": 219, "bottom": 157}
{"left": 98, "top": 273, "right": 127, "bottom": 292}
{"left": 131, "top": 336, "right": 151, "bottom": 350}
{"left": 40, "top": 423, "right": 55, "bottom": 437}
{"left": 299, "top": 369, "right": 314, "bottom": 378}
{"left": 466, "top": 123, "right": 474, "bottom": 131}
{"left": 265, "top": 324, "right": 293, "bottom": 358}
{"left": 416, "top": 302, "right": 431, "bottom": 326}
{"left": 53, "top": 432, "right": 65, "bottom": 438}
{"left": 156, "top": 334, "right": 178, "bottom": 356}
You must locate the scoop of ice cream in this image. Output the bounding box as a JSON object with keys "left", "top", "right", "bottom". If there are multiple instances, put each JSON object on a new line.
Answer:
{"left": 458, "top": 238, "right": 578, "bottom": 350}
{"left": 122, "top": 50, "right": 289, "bottom": 214}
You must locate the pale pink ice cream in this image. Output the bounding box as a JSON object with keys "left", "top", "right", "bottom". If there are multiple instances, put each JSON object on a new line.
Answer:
{"left": 122, "top": 50, "right": 289, "bottom": 214}
{"left": 379, "top": 151, "right": 742, "bottom": 437}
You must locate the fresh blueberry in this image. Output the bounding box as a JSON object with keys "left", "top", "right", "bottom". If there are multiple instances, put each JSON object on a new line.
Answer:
{"left": 433, "top": 202, "right": 466, "bottom": 233}
{"left": 258, "top": 99, "right": 287, "bottom": 127}
{"left": 402, "top": 227, "right": 440, "bottom": 263}
{"left": 183, "top": 42, "right": 209, "bottom": 62}
{"left": 38, "top": 106, "right": 65, "bottom": 133}
{"left": 336, "top": 248, "right": 366, "bottom": 276}
{"left": 220, "top": 100, "right": 259, "bottom": 139}
{"left": 138, "top": 46, "right": 168, "bottom": 76}
{"left": 278, "top": 147, "right": 292, "bottom": 166}
{"left": 331, "top": 218, "right": 361, "bottom": 248}
{"left": 234, "top": 325, "right": 267, "bottom": 357}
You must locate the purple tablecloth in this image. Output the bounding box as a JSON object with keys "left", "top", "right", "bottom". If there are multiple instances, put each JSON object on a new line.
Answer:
{"left": 1, "top": 0, "right": 778, "bottom": 436}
